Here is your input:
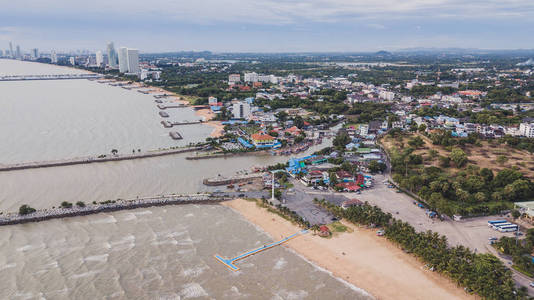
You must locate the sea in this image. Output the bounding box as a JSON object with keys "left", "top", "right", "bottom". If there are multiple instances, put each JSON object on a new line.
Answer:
{"left": 0, "top": 59, "right": 372, "bottom": 299}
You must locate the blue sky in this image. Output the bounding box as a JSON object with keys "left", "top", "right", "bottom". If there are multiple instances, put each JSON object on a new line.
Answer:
{"left": 1, "top": 0, "right": 534, "bottom": 53}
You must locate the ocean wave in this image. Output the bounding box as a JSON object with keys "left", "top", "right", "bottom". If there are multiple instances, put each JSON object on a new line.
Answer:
{"left": 180, "top": 283, "right": 208, "bottom": 299}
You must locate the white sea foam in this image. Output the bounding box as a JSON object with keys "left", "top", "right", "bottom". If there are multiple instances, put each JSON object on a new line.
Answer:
{"left": 121, "top": 213, "right": 137, "bottom": 221}
{"left": 90, "top": 215, "right": 117, "bottom": 224}
{"left": 0, "top": 263, "right": 16, "bottom": 271}
{"left": 180, "top": 283, "right": 208, "bottom": 299}
{"left": 182, "top": 265, "right": 207, "bottom": 277}
{"left": 152, "top": 240, "right": 178, "bottom": 246}
{"left": 133, "top": 210, "right": 152, "bottom": 216}
{"left": 83, "top": 254, "right": 109, "bottom": 263}
{"left": 71, "top": 269, "right": 102, "bottom": 279}
{"left": 273, "top": 257, "right": 287, "bottom": 270}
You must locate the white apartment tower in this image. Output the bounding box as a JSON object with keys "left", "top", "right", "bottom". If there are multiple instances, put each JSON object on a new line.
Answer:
{"left": 51, "top": 50, "right": 58, "bottom": 64}
{"left": 118, "top": 47, "right": 129, "bottom": 73}
{"left": 9, "top": 42, "right": 14, "bottom": 58}
{"left": 126, "top": 48, "right": 140, "bottom": 74}
{"left": 31, "top": 48, "right": 39, "bottom": 60}
{"left": 107, "top": 42, "right": 118, "bottom": 68}
{"left": 95, "top": 50, "right": 103, "bottom": 66}
{"left": 519, "top": 123, "right": 534, "bottom": 138}
{"left": 118, "top": 47, "right": 139, "bottom": 74}
{"left": 232, "top": 102, "right": 252, "bottom": 119}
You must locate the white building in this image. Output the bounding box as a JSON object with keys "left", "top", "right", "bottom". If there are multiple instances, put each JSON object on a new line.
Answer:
{"left": 379, "top": 91, "right": 395, "bottom": 101}
{"left": 519, "top": 123, "right": 534, "bottom": 138}
{"left": 50, "top": 50, "right": 57, "bottom": 64}
{"left": 69, "top": 57, "right": 75, "bottom": 65}
{"left": 208, "top": 97, "right": 218, "bottom": 105}
{"left": 228, "top": 74, "right": 240, "bottom": 84}
{"left": 118, "top": 47, "right": 128, "bottom": 73}
{"left": 359, "top": 124, "right": 369, "bottom": 136}
{"left": 401, "top": 96, "right": 412, "bottom": 103}
{"left": 244, "top": 72, "right": 259, "bottom": 82}
{"left": 95, "top": 50, "right": 103, "bottom": 67}
{"left": 107, "top": 42, "right": 118, "bottom": 68}
{"left": 30, "top": 48, "right": 39, "bottom": 60}
{"left": 126, "top": 48, "right": 140, "bottom": 74}
{"left": 232, "top": 102, "right": 251, "bottom": 119}
{"left": 117, "top": 47, "right": 139, "bottom": 74}
{"left": 257, "top": 74, "right": 277, "bottom": 83}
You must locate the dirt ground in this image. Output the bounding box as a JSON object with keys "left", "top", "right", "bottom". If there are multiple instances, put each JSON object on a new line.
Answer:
{"left": 380, "top": 133, "right": 534, "bottom": 178}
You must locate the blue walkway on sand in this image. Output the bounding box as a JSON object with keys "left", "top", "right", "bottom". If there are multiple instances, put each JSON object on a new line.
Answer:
{"left": 215, "top": 230, "right": 308, "bottom": 271}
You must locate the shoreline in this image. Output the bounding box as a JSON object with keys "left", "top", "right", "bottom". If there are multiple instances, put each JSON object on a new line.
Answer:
{"left": 222, "top": 198, "right": 475, "bottom": 300}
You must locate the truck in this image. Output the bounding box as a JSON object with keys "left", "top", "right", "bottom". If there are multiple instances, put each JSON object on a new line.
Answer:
{"left": 487, "top": 220, "right": 507, "bottom": 227}
{"left": 492, "top": 222, "right": 513, "bottom": 230}
{"left": 498, "top": 225, "right": 519, "bottom": 233}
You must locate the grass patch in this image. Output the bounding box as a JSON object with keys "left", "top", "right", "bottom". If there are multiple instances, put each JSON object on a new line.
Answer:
{"left": 327, "top": 221, "right": 353, "bottom": 233}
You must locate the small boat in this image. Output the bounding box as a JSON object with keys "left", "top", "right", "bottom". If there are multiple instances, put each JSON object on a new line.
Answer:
{"left": 227, "top": 184, "right": 234, "bottom": 188}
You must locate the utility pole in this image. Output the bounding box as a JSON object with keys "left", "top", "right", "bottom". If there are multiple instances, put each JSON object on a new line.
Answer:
{"left": 271, "top": 171, "right": 275, "bottom": 202}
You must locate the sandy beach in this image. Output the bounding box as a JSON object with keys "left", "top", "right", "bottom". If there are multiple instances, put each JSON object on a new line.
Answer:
{"left": 223, "top": 199, "right": 475, "bottom": 300}
{"left": 193, "top": 108, "right": 225, "bottom": 137}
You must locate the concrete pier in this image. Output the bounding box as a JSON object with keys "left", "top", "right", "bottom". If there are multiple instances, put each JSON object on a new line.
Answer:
{"left": 160, "top": 120, "right": 202, "bottom": 128}
{"left": 203, "top": 173, "right": 264, "bottom": 186}
{"left": 215, "top": 230, "right": 307, "bottom": 271}
{"left": 0, "top": 74, "right": 103, "bottom": 81}
{"left": 0, "top": 146, "right": 205, "bottom": 172}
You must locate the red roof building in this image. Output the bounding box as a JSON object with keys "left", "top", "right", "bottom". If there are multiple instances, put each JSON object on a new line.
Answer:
{"left": 336, "top": 182, "right": 362, "bottom": 192}
{"left": 285, "top": 126, "right": 302, "bottom": 135}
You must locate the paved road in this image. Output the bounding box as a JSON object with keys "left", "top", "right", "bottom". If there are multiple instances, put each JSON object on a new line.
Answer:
{"left": 280, "top": 178, "right": 347, "bottom": 225}
{"left": 284, "top": 173, "right": 534, "bottom": 292}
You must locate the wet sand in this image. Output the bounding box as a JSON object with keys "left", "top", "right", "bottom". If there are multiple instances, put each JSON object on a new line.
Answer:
{"left": 223, "top": 199, "right": 475, "bottom": 300}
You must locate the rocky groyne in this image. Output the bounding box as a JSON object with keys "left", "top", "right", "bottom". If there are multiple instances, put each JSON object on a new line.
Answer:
{"left": 0, "top": 146, "right": 206, "bottom": 172}
{"left": 0, "top": 193, "right": 231, "bottom": 226}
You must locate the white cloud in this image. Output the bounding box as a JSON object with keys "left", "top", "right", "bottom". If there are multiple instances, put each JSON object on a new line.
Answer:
{"left": 4, "top": 0, "right": 534, "bottom": 25}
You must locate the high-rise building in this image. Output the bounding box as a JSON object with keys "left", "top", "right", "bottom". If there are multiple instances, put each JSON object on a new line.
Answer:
{"left": 106, "top": 42, "right": 118, "bottom": 68}
{"left": 95, "top": 50, "right": 103, "bottom": 66}
{"left": 232, "top": 102, "right": 252, "bottom": 119}
{"left": 126, "top": 48, "right": 139, "bottom": 74}
{"left": 30, "top": 48, "right": 39, "bottom": 60}
{"left": 15, "top": 45, "right": 21, "bottom": 59}
{"left": 51, "top": 50, "right": 58, "bottom": 63}
{"left": 9, "top": 42, "right": 14, "bottom": 58}
{"left": 118, "top": 47, "right": 128, "bottom": 73}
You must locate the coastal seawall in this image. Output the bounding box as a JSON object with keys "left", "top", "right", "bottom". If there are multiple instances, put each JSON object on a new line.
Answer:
{"left": 0, "top": 146, "right": 206, "bottom": 172}
{"left": 0, "top": 193, "right": 231, "bottom": 226}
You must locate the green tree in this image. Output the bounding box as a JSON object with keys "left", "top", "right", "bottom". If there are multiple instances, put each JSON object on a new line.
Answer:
{"left": 449, "top": 148, "right": 468, "bottom": 167}
{"left": 333, "top": 132, "right": 351, "bottom": 148}
{"left": 19, "top": 204, "right": 36, "bottom": 215}
{"left": 418, "top": 123, "right": 427, "bottom": 132}
{"left": 61, "top": 201, "right": 73, "bottom": 208}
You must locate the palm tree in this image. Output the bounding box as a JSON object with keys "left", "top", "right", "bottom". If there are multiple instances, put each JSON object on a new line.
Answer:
{"left": 111, "top": 149, "right": 118, "bottom": 156}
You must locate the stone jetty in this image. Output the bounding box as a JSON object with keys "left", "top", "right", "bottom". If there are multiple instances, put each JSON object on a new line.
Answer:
{"left": 0, "top": 146, "right": 205, "bottom": 172}
{"left": 203, "top": 173, "right": 264, "bottom": 186}
{"left": 0, "top": 193, "right": 232, "bottom": 226}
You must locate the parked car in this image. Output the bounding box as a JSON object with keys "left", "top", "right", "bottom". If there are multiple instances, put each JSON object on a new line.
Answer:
{"left": 376, "top": 230, "right": 385, "bottom": 236}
